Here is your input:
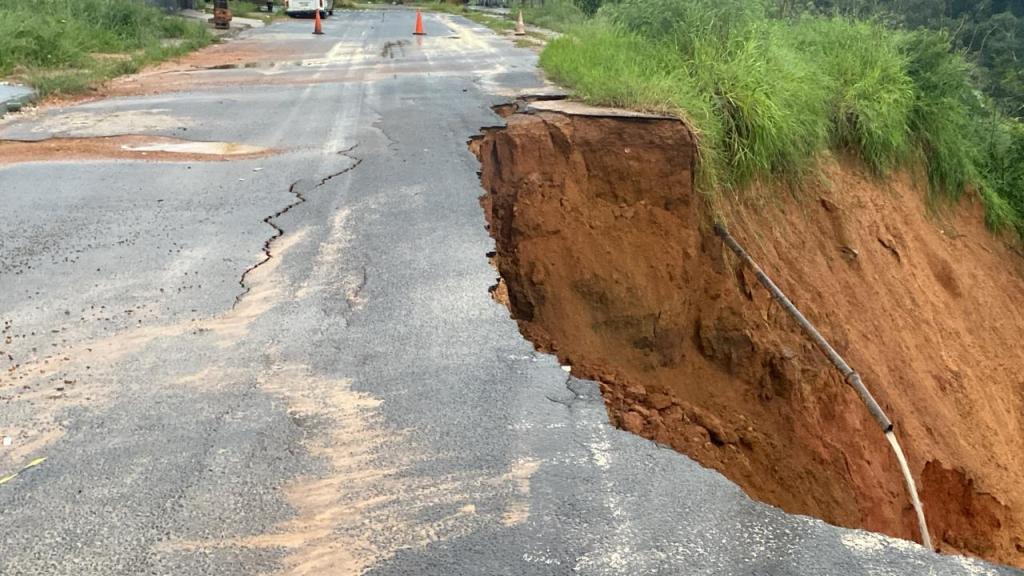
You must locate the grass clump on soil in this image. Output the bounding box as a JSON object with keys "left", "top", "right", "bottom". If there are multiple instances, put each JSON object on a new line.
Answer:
{"left": 539, "top": 0, "right": 1024, "bottom": 237}
{"left": 0, "top": 0, "right": 213, "bottom": 97}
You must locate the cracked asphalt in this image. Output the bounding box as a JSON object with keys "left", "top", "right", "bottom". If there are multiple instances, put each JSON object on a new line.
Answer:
{"left": 0, "top": 9, "right": 1020, "bottom": 576}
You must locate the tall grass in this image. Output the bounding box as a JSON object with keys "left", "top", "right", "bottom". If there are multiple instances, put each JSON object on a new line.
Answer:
{"left": 521, "top": 0, "right": 585, "bottom": 33}
{"left": 540, "top": 25, "right": 722, "bottom": 189}
{"left": 0, "top": 0, "right": 212, "bottom": 95}
{"left": 900, "top": 31, "right": 982, "bottom": 201}
{"left": 787, "top": 17, "right": 914, "bottom": 174}
{"left": 540, "top": 0, "right": 1024, "bottom": 236}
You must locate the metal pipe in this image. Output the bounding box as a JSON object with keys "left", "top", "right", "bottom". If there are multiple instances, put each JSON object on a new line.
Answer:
{"left": 712, "top": 223, "right": 932, "bottom": 551}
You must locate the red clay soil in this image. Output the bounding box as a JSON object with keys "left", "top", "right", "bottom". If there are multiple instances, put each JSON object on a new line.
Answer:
{"left": 471, "top": 109, "right": 1024, "bottom": 567}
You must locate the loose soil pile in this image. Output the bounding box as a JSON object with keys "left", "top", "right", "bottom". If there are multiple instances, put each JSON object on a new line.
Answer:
{"left": 471, "top": 106, "right": 1024, "bottom": 567}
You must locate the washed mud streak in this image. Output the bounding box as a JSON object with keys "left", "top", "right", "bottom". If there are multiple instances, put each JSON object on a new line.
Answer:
{"left": 0, "top": 149, "right": 347, "bottom": 473}
{"left": 472, "top": 108, "right": 1024, "bottom": 567}
{"left": 0, "top": 228, "right": 306, "bottom": 474}
{"left": 164, "top": 360, "right": 541, "bottom": 574}
{"left": 3, "top": 151, "right": 541, "bottom": 571}
{"left": 159, "top": 236, "right": 542, "bottom": 572}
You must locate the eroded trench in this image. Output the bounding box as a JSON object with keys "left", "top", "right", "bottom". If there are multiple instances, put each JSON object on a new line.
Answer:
{"left": 470, "top": 101, "right": 1024, "bottom": 568}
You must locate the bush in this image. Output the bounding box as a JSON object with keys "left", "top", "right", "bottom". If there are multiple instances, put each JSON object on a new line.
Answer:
{"left": 976, "top": 114, "right": 1024, "bottom": 233}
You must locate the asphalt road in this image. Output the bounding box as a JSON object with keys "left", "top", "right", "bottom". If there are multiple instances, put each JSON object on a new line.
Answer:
{"left": 0, "top": 9, "right": 1019, "bottom": 576}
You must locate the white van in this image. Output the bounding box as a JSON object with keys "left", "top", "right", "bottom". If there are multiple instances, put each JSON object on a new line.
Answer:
{"left": 285, "top": 0, "right": 334, "bottom": 17}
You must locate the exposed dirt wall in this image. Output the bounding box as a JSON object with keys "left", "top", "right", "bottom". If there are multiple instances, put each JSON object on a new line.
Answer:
{"left": 472, "top": 108, "right": 1024, "bottom": 567}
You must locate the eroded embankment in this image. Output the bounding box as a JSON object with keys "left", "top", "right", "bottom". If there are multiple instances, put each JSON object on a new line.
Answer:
{"left": 471, "top": 106, "right": 1024, "bottom": 567}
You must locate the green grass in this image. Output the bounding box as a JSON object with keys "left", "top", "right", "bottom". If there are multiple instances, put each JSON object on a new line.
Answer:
{"left": 228, "top": 0, "right": 262, "bottom": 15}
{"left": 540, "top": 0, "right": 1024, "bottom": 236}
{"left": 0, "top": 0, "right": 213, "bottom": 97}
{"left": 787, "top": 17, "right": 915, "bottom": 175}
{"left": 520, "top": 0, "right": 585, "bottom": 33}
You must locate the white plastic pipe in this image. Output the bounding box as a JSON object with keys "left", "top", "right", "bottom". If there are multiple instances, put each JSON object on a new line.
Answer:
{"left": 886, "top": 431, "right": 933, "bottom": 550}
{"left": 714, "top": 224, "right": 932, "bottom": 551}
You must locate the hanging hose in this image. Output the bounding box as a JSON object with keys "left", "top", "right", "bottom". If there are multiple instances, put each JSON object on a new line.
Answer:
{"left": 713, "top": 223, "right": 933, "bottom": 551}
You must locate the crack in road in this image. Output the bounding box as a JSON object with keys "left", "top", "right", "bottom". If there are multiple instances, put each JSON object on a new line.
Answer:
{"left": 233, "top": 145, "right": 363, "bottom": 309}
{"left": 545, "top": 372, "right": 588, "bottom": 409}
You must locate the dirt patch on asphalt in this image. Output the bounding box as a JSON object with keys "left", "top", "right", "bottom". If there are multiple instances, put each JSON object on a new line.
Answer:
{"left": 2, "top": 36, "right": 338, "bottom": 106}
{"left": 12, "top": 108, "right": 193, "bottom": 136}
{"left": 0, "top": 135, "right": 274, "bottom": 165}
{"left": 472, "top": 107, "right": 1024, "bottom": 567}
{"left": 103, "top": 37, "right": 327, "bottom": 97}
{"left": 161, "top": 360, "right": 542, "bottom": 574}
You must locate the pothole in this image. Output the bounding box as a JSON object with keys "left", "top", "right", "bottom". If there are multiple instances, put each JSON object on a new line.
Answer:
{"left": 0, "top": 135, "right": 275, "bottom": 165}
{"left": 470, "top": 104, "right": 1024, "bottom": 568}
{"left": 15, "top": 109, "right": 190, "bottom": 137}
{"left": 120, "top": 140, "right": 268, "bottom": 155}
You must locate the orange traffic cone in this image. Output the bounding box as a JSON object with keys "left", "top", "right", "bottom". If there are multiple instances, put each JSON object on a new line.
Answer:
{"left": 313, "top": 8, "right": 324, "bottom": 35}
{"left": 514, "top": 10, "right": 526, "bottom": 35}
{"left": 413, "top": 9, "right": 426, "bottom": 35}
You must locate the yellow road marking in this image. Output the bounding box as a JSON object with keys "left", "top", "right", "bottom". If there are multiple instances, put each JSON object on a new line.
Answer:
{"left": 0, "top": 456, "right": 47, "bottom": 486}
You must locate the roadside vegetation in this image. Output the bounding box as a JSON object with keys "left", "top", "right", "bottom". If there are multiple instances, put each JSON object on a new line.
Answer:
{"left": 535, "top": 0, "right": 1024, "bottom": 237}
{"left": 777, "top": 0, "right": 1024, "bottom": 120}
{"left": 0, "top": 0, "right": 213, "bottom": 97}
{"left": 519, "top": 0, "right": 583, "bottom": 32}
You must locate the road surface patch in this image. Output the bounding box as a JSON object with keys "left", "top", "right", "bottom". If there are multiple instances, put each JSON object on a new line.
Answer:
{"left": 0, "top": 135, "right": 276, "bottom": 166}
